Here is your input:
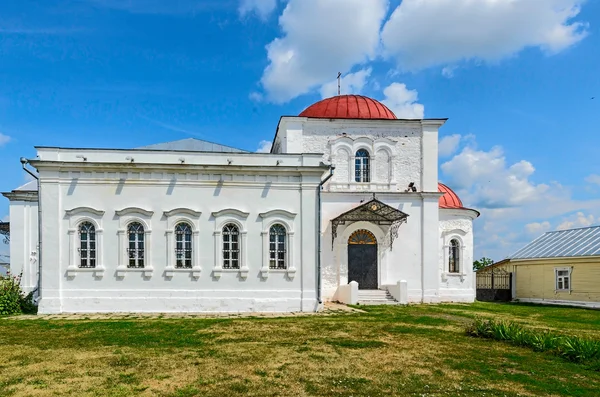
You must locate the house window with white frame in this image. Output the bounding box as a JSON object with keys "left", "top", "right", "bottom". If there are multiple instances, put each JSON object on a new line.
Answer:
{"left": 78, "top": 221, "right": 96, "bottom": 268}
{"left": 127, "top": 222, "right": 145, "bottom": 268}
{"left": 449, "top": 239, "right": 460, "bottom": 273}
{"left": 355, "top": 149, "right": 370, "bottom": 183}
{"left": 222, "top": 223, "right": 240, "bottom": 269}
{"left": 269, "top": 224, "right": 287, "bottom": 269}
{"left": 556, "top": 268, "right": 571, "bottom": 291}
{"left": 175, "top": 222, "right": 193, "bottom": 269}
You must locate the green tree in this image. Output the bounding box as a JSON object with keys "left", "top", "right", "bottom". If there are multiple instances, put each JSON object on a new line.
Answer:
{"left": 473, "top": 257, "right": 494, "bottom": 271}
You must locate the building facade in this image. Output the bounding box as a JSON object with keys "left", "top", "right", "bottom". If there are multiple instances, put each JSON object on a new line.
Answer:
{"left": 509, "top": 226, "right": 600, "bottom": 308}
{"left": 3, "top": 95, "right": 479, "bottom": 313}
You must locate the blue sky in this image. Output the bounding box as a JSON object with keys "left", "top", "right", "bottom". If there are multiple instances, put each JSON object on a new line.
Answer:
{"left": 1, "top": 0, "right": 599, "bottom": 260}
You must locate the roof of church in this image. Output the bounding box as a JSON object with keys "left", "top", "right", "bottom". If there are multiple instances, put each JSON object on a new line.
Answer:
{"left": 136, "top": 138, "right": 248, "bottom": 153}
{"left": 299, "top": 95, "right": 398, "bottom": 120}
{"left": 510, "top": 225, "right": 600, "bottom": 259}
{"left": 438, "top": 183, "right": 479, "bottom": 216}
{"left": 438, "top": 183, "right": 463, "bottom": 208}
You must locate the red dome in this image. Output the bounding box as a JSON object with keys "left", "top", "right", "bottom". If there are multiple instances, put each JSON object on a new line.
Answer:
{"left": 438, "top": 183, "right": 464, "bottom": 209}
{"left": 299, "top": 95, "right": 397, "bottom": 120}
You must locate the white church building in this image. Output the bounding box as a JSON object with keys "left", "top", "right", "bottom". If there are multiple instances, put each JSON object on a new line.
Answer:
{"left": 2, "top": 95, "right": 479, "bottom": 314}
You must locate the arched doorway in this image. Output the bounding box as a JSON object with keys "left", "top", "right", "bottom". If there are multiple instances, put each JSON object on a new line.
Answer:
{"left": 348, "top": 229, "right": 378, "bottom": 289}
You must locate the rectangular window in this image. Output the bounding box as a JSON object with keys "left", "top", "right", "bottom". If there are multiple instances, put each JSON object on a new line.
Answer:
{"left": 555, "top": 268, "right": 571, "bottom": 291}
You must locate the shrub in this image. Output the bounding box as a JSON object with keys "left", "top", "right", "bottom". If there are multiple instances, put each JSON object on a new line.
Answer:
{"left": 466, "top": 317, "right": 600, "bottom": 367}
{"left": 0, "top": 272, "right": 38, "bottom": 315}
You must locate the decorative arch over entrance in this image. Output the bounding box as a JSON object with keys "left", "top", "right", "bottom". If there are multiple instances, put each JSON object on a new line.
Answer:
{"left": 348, "top": 229, "right": 378, "bottom": 289}
{"left": 331, "top": 198, "right": 408, "bottom": 249}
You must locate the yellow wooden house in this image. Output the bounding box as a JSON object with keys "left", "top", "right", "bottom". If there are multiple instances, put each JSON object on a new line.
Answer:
{"left": 508, "top": 225, "right": 600, "bottom": 308}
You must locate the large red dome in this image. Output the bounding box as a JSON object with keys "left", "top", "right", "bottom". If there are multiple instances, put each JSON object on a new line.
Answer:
{"left": 438, "top": 183, "right": 464, "bottom": 209}
{"left": 299, "top": 95, "right": 397, "bottom": 120}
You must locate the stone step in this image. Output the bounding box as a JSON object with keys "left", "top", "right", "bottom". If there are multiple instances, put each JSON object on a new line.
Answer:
{"left": 357, "top": 289, "right": 397, "bottom": 305}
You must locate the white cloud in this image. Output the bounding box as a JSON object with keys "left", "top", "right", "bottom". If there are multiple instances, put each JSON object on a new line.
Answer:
{"left": 557, "top": 212, "right": 596, "bottom": 230}
{"left": 319, "top": 68, "right": 372, "bottom": 99}
{"left": 381, "top": 83, "right": 424, "bottom": 119}
{"left": 585, "top": 174, "right": 600, "bottom": 186}
{"left": 0, "top": 133, "right": 10, "bottom": 147}
{"left": 441, "top": 146, "right": 548, "bottom": 209}
{"left": 441, "top": 66, "right": 456, "bottom": 78}
{"left": 260, "top": 0, "right": 388, "bottom": 103}
{"left": 438, "top": 134, "right": 461, "bottom": 158}
{"left": 525, "top": 221, "right": 551, "bottom": 236}
{"left": 441, "top": 136, "right": 600, "bottom": 261}
{"left": 249, "top": 91, "right": 264, "bottom": 102}
{"left": 256, "top": 140, "right": 272, "bottom": 153}
{"left": 239, "top": 0, "right": 278, "bottom": 20}
{"left": 1, "top": 215, "right": 8, "bottom": 222}
{"left": 381, "top": 0, "right": 588, "bottom": 70}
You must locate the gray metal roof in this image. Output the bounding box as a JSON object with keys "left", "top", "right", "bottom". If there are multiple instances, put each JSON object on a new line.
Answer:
{"left": 136, "top": 138, "right": 248, "bottom": 153}
{"left": 14, "top": 180, "right": 37, "bottom": 191}
{"left": 510, "top": 225, "right": 600, "bottom": 259}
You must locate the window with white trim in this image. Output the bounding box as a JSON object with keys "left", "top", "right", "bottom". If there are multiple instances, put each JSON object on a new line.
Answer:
{"left": 355, "top": 149, "right": 370, "bottom": 183}
{"left": 449, "top": 239, "right": 460, "bottom": 273}
{"left": 127, "top": 222, "right": 145, "bottom": 268}
{"left": 222, "top": 223, "right": 240, "bottom": 269}
{"left": 175, "top": 222, "right": 193, "bottom": 269}
{"left": 78, "top": 222, "right": 96, "bottom": 268}
{"left": 556, "top": 268, "right": 571, "bottom": 291}
{"left": 269, "top": 224, "right": 287, "bottom": 269}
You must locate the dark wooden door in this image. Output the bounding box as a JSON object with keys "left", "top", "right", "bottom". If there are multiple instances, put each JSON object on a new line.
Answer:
{"left": 348, "top": 244, "right": 378, "bottom": 289}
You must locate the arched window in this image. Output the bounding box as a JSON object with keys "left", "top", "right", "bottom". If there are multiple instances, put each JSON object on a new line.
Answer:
{"left": 222, "top": 223, "right": 240, "bottom": 269}
{"left": 269, "top": 224, "right": 287, "bottom": 269}
{"left": 78, "top": 222, "right": 96, "bottom": 268}
{"left": 355, "top": 149, "right": 370, "bottom": 183}
{"left": 127, "top": 222, "right": 145, "bottom": 268}
{"left": 449, "top": 239, "right": 460, "bottom": 273}
{"left": 175, "top": 222, "right": 193, "bottom": 269}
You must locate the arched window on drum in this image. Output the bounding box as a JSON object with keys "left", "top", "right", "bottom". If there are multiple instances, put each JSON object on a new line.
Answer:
{"left": 355, "top": 149, "right": 370, "bottom": 183}
{"left": 449, "top": 239, "right": 460, "bottom": 273}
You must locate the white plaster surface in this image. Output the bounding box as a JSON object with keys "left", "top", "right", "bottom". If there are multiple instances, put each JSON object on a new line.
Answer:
{"left": 5, "top": 113, "right": 479, "bottom": 313}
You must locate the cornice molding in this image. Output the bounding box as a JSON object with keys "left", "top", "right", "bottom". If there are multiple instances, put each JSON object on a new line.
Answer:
{"left": 115, "top": 207, "right": 154, "bottom": 217}
{"left": 259, "top": 209, "right": 297, "bottom": 219}
{"left": 65, "top": 207, "right": 105, "bottom": 217}
{"left": 211, "top": 208, "right": 250, "bottom": 219}
{"left": 163, "top": 208, "right": 202, "bottom": 218}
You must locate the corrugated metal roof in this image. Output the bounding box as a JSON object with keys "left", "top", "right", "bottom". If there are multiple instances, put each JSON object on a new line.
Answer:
{"left": 510, "top": 225, "right": 600, "bottom": 259}
{"left": 136, "top": 138, "right": 248, "bottom": 153}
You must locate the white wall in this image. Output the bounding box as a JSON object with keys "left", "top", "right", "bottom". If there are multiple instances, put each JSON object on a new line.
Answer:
{"left": 8, "top": 199, "right": 39, "bottom": 292}
{"left": 276, "top": 118, "right": 430, "bottom": 193}
{"left": 438, "top": 209, "right": 477, "bottom": 302}
{"left": 320, "top": 192, "right": 429, "bottom": 302}
{"left": 34, "top": 150, "right": 326, "bottom": 314}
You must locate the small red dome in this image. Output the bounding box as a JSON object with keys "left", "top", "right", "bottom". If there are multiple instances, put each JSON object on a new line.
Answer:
{"left": 438, "top": 183, "right": 464, "bottom": 209}
{"left": 299, "top": 95, "right": 397, "bottom": 120}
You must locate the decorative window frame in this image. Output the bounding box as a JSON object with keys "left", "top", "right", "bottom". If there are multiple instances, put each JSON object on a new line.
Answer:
{"left": 211, "top": 208, "right": 250, "bottom": 279}
{"left": 258, "top": 210, "right": 297, "bottom": 279}
{"left": 441, "top": 230, "right": 467, "bottom": 281}
{"left": 555, "top": 266, "right": 573, "bottom": 293}
{"left": 163, "top": 208, "right": 202, "bottom": 278}
{"left": 373, "top": 139, "right": 396, "bottom": 187}
{"left": 65, "top": 207, "right": 105, "bottom": 277}
{"left": 329, "top": 136, "right": 397, "bottom": 190}
{"left": 114, "top": 207, "right": 154, "bottom": 277}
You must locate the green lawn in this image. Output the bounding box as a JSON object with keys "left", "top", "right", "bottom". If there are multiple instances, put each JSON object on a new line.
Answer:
{"left": 1, "top": 302, "right": 599, "bottom": 396}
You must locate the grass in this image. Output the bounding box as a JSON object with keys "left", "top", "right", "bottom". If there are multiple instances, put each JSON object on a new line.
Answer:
{"left": 0, "top": 302, "right": 598, "bottom": 396}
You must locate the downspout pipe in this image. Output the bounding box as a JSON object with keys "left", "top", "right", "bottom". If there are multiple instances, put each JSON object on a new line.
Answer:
{"left": 317, "top": 166, "right": 335, "bottom": 306}
{"left": 20, "top": 157, "right": 41, "bottom": 299}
